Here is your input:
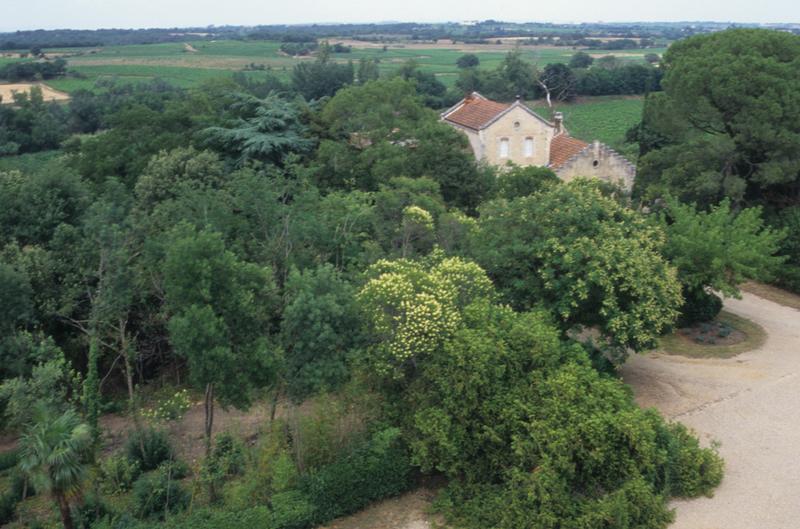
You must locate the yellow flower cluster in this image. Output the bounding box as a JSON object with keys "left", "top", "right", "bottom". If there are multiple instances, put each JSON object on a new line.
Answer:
{"left": 358, "top": 256, "right": 493, "bottom": 379}
{"left": 142, "top": 389, "right": 192, "bottom": 422}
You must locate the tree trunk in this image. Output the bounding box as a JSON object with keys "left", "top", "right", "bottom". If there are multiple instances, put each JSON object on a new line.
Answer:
{"left": 122, "top": 345, "right": 145, "bottom": 458}
{"left": 84, "top": 330, "right": 101, "bottom": 450}
{"left": 55, "top": 492, "right": 74, "bottom": 529}
{"left": 204, "top": 383, "right": 214, "bottom": 457}
{"left": 203, "top": 382, "right": 217, "bottom": 501}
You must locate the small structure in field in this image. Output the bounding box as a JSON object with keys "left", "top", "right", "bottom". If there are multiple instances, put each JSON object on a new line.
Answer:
{"left": 441, "top": 92, "right": 635, "bottom": 191}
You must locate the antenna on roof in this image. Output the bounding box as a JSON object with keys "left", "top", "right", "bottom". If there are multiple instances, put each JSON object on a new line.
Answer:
{"left": 515, "top": 94, "right": 521, "bottom": 101}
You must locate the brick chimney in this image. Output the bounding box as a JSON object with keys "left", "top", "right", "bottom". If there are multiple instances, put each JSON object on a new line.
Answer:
{"left": 553, "top": 112, "right": 564, "bottom": 134}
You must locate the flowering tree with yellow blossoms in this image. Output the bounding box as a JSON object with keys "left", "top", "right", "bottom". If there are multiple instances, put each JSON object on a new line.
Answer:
{"left": 357, "top": 255, "right": 494, "bottom": 380}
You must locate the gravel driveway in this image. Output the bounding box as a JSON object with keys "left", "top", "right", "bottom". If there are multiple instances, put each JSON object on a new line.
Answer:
{"left": 621, "top": 292, "right": 800, "bottom": 529}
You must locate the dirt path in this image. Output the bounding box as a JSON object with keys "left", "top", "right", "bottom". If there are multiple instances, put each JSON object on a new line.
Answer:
{"left": 621, "top": 292, "right": 800, "bottom": 529}
{"left": 320, "top": 488, "right": 439, "bottom": 529}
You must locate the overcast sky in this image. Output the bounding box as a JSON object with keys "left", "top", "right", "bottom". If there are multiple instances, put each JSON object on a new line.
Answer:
{"left": 3, "top": 0, "right": 798, "bottom": 32}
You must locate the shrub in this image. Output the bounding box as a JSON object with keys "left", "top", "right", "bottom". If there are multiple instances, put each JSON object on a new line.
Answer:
{"left": 98, "top": 454, "right": 141, "bottom": 494}
{"left": 0, "top": 471, "right": 35, "bottom": 525}
{"left": 270, "top": 490, "right": 315, "bottom": 529}
{"left": 679, "top": 289, "right": 723, "bottom": 326}
{"left": 126, "top": 428, "right": 174, "bottom": 471}
{"left": 71, "top": 492, "right": 113, "bottom": 529}
{"left": 662, "top": 423, "right": 724, "bottom": 497}
{"left": 0, "top": 448, "right": 18, "bottom": 471}
{"left": 158, "top": 459, "right": 190, "bottom": 480}
{"left": 117, "top": 507, "right": 274, "bottom": 529}
{"left": 301, "top": 427, "right": 412, "bottom": 524}
{"left": 208, "top": 432, "right": 245, "bottom": 478}
{"left": 132, "top": 469, "right": 189, "bottom": 520}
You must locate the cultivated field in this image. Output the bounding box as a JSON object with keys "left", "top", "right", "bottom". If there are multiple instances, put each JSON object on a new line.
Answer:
{"left": 31, "top": 39, "right": 666, "bottom": 92}
{"left": 532, "top": 96, "right": 645, "bottom": 159}
{"left": 0, "top": 82, "right": 70, "bottom": 103}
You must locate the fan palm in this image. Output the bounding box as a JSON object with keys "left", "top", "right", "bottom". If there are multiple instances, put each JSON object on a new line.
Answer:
{"left": 18, "top": 406, "right": 91, "bottom": 529}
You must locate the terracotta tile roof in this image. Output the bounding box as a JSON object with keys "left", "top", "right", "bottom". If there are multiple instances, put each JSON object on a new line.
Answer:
{"left": 443, "top": 97, "right": 510, "bottom": 130}
{"left": 549, "top": 134, "right": 589, "bottom": 169}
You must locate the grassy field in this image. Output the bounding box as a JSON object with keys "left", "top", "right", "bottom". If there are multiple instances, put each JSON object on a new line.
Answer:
{"left": 532, "top": 96, "right": 644, "bottom": 158}
{"left": 28, "top": 39, "right": 665, "bottom": 92}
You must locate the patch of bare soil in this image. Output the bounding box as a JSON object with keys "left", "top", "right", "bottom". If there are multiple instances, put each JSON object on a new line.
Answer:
{"left": 100, "top": 399, "right": 271, "bottom": 461}
{"left": 321, "top": 487, "right": 442, "bottom": 529}
{"left": 0, "top": 83, "right": 70, "bottom": 104}
{"left": 183, "top": 43, "right": 199, "bottom": 53}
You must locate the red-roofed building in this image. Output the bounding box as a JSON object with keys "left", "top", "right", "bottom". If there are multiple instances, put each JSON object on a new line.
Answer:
{"left": 441, "top": 92, "right": 635, "bottom": 190}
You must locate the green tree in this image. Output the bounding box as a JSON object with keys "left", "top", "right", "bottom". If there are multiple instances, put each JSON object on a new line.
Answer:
{"left": 538, "top": 63, "right": 577, "bottom": 105}
{"left": 356, "top": 58, "right": 380, "bottom": 84}
{"left": 280, "top": 265, "right": 360, "bottom": 400}
{"left": 292, "top": 52, "right": 354, "bottom": 100}
{"left": 473, "top": 180, "right": 682, "bottom": 356}
{"left": 497, "top": 48, "right": 537, "bottom": 99}
{"left": 569, "top": 51, "right": 594, "bottom": 69}
{"left": 18, "top": 407, "right": 92, "bottom": 529}
{"left": 495, "top": 165, "right": 559, "bottom": 200}
{"left": 660, "top": 198, "right": 784, "bottom": 321}
{"left": 638, "top": 29, "right": 800, "bottom": 208}
{"left": 358, "top": 255, "right": 494, "bottom": 381}
{"left": 321, "top": 78, "right": 431, "bottom": 142}
{"left": 456, "top": 53, "right": 480, "bottom": 69}
{"left": 202, "top": 93, "right": 313, "bottom": 167}
{"left": 0, "top": 351, "right": 79, "bottom": 431}
{"left": 163, "top": 226, "right": 279, "bottom": 455}
{"left": 357, "top": 256, "right": 722, "bottom": 529}
{"left": 395, "top": 60, "right": 447, "bottom": 107}
{"left": 0, "top": 263, "right": 33, "bottom": 340}
{"left": 0, "top": 168, "right": 89, "bottom": 248}
{"left": 134, "top": 147, "right": 227, "bottom": 211}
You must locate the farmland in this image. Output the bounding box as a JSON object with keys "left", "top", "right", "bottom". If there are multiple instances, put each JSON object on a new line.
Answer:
{"left": 532, "top": 96, "right": 645, "bottom": 159}
{"left": 28, "top": 39, "right": 665, "bottom": 91}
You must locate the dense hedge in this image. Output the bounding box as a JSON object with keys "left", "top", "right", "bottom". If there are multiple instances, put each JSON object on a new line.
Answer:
{"left": 300, "top": 427, "right": 413, "bottom": 524}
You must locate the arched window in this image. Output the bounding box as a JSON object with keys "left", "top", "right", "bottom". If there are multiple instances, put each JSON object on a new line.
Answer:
{"left": 499, "top": 138, "right": 510, "bottom": 158}
{"left": 524, "top": 137, "right": 534, "bottom": 157}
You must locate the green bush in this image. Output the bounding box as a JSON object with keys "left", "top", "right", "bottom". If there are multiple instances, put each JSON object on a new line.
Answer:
{"left": 158, "top": 459, "right": 190, "bottom": 480}
{"left": 71, "top": 492, "right": 113, "bottom": 529}
{"left": 0, "top": 471, "right": 35, "bottom": 525}
{"left": 98, "top": 455, "right": 142, "bottom": 494}
{"left": 0, "top": 448, "right": 19, "bottom": 471}
{"left": 126, "top": 428, "right": 174, "bottom": 471}
{"left": 771, "top": 206, "right": 800, "bottom": 293}
{"left": 142, "top": 507, "right": 274, "bottom": 529}
{"left": 661, "top": 423, "right": 724, "bottom": 497}
{"left": 208, "top": 432, "right": 245, "bottom": 478}
{"left": 132, "top": 469, "right": 189, "bottom": 520}
{"left": 270, "top": 490, "right": 315, "bottom": 529}
{"left": 679, "top": 289, "right": 723, "bottom": 326}
{"left": 301, "top": 427, "right": 412, "bottom": 524}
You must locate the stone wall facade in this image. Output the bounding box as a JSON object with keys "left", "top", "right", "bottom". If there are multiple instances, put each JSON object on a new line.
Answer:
{"left": 554, "top": 140, "right": 636, "bottom": 191}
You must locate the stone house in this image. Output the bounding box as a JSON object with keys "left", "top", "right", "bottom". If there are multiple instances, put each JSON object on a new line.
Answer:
{"left": 441, "top": 92, "right": 636, "bottom": 191}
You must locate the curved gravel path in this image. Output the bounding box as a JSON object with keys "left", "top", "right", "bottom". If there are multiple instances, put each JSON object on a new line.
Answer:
{"left": 621, "top": 292, "right": 800, "bottom": 529}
